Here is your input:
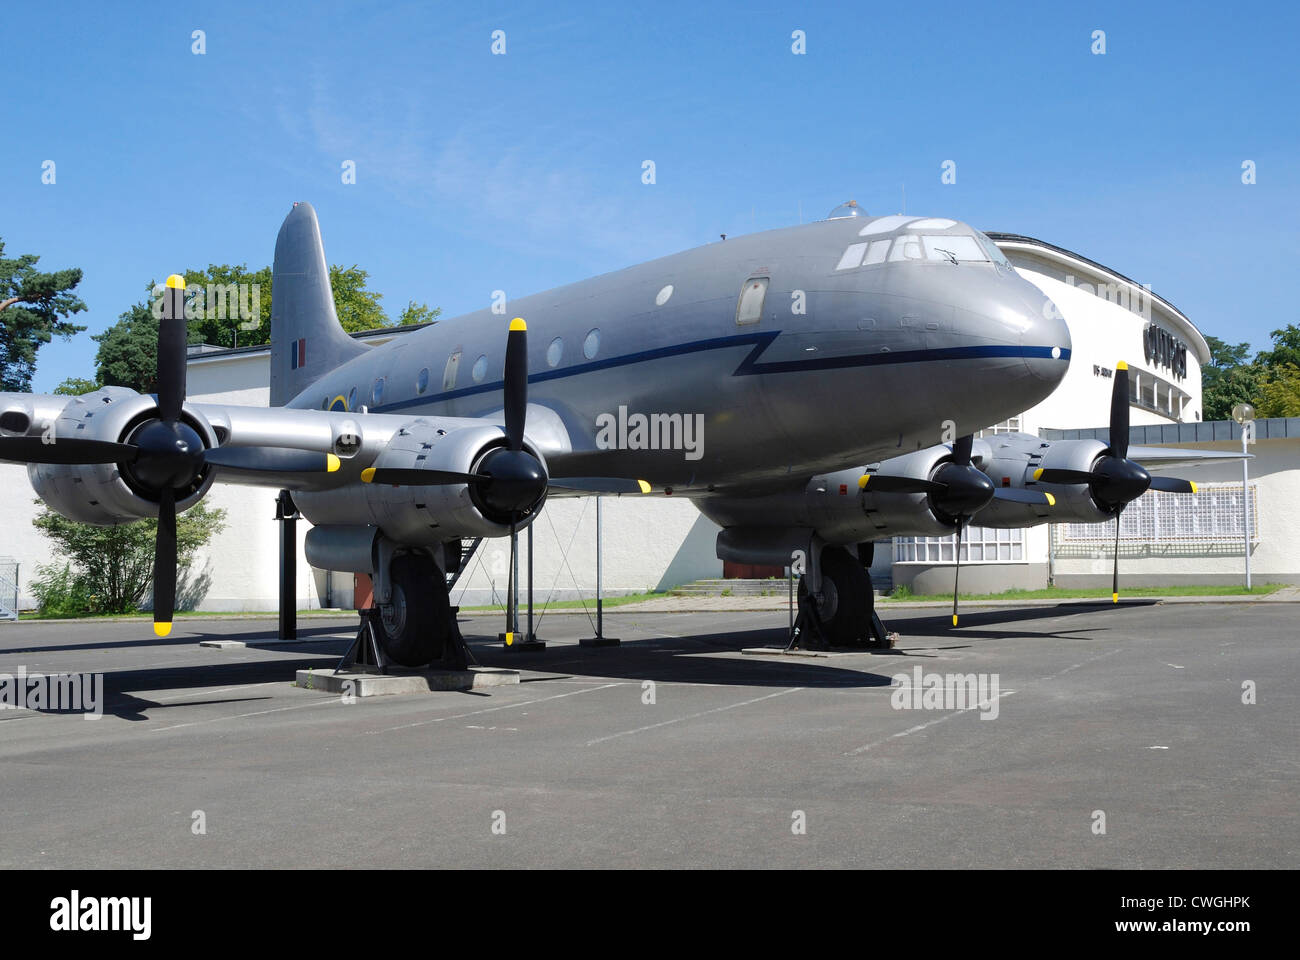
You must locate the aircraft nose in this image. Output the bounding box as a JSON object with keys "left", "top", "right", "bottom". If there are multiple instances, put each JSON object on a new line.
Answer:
{"left": 1019, "top": 290, "right": 1071, "bottom": 382}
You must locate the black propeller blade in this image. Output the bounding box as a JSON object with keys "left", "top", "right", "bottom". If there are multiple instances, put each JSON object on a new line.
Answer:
{"left": 504, "top": 317, "right": 528, "bottom": 451}
{"left": 1148, "top": 476, "right": 1198, "bottom": 494}
{"left": 0, "top": 436, "right": 139, "bottom": 465}
{"left": 952, "top": 517, "right": 965, "bottom": 627}
{"left": 202, "top": 446, "right": 341, "bottom": 474}
{"left": 1112, "top": 508, "right": 1123, "bottom": 603}
{"left": 549, "top": 477, "right": 652, "bottom": 494}
{"left": 153, "top": 487, "right": 177, "bottom": 632}
{"left": 992, "top": 487, "right": 1055, "bottom": 506}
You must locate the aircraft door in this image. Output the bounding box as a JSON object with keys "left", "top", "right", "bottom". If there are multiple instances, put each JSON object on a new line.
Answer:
{"left": 735, "top": 276, "right": 769, "bottom": 325}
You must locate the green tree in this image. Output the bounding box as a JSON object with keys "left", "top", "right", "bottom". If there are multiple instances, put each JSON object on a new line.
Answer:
{"left": 328, "top": 264, "right": 390, "bottom": 333}
{"left": 1254, "top": 324, "right": 1300, "bottom": 372}
{"left": 396, "top": 300, "right": 441, "bottom": 326}
{"left": 178, "top": 264, "right": 271, "bottom": 348}
{"left": 1257, "top": 362, "right": 1300, "bottom": 418}
{"left": 54, "top": 376, "right": 100, "bottom": 396}
{"left": 94, "top": 302, "right": 159, "bottom": 392}
{"left": 0, "top": 238, "right": 87, "bottom": 390}
{"left": 31, "top": 501, "right": 226, "bottom": 615}
{"left": 1200, "top": 334, "right": 1263, "bottom": 422}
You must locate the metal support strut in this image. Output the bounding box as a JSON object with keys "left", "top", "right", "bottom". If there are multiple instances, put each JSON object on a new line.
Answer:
{"left": 275, "top": 489, "right": 297, "bottom": 642}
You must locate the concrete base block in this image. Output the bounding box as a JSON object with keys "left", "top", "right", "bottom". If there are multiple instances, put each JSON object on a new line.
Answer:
{"left": 294, "top": 666, "right": 520, "bottom": 696}
{"left": 579, "top": 636, "right": 621, "bottom": 647}
{"left": 200, "top": 636, "right": 328, "bottom": 650}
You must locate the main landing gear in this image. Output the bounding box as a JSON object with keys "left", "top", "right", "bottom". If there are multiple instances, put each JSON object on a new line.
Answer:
{"left": 788, "top": 545, "right": 895, "bottom": 651}
{"left": 338, "top": 551, "right": 472, "bottom": 673}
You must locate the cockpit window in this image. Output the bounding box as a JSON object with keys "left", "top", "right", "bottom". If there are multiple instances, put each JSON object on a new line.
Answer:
{"left": 888, "top": 236, "right": 924, "bottom": 261}
{"left": 921, "top": 235, "right": 986, "bottom": 262}
{"left": 974, "top": 231, "right": 1012, "bottom": 266}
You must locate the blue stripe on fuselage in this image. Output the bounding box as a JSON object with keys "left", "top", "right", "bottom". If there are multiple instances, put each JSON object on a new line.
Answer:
{"left": 365, "top": 330, "right": 1070, "bottom": 414}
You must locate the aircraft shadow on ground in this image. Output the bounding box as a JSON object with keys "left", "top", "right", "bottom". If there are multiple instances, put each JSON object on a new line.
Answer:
{"left": 0, "top": 622, "right": 357, "bottom": 656}
{"left": 463, "top": 624, "right": 893, "bottom": 689}
{"left": 10, "top": 601, "right": 1157, "bottom": 719}
{"left": 881, "top": 600, "right": 1159, "bottom": 639}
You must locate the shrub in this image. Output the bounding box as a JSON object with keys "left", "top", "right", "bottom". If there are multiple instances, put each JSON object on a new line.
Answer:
{"left": 29, "top": 563, "right": 100, "bottom": 617}
{"left": 32, "top": 501, "right": 226, "bottom": 614}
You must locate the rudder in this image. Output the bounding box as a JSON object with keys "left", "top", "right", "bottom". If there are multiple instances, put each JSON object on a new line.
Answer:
{"left": 270, "top": 202, "right": 366, "bottom": 406}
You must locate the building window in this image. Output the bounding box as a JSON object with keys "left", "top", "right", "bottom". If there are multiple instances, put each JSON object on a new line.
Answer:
{"left": 977, "top": 416, "right": 1023, "bottom": 437}
{"left": 894, "top": 525, "right": 1025, "bottom": 564}
{"left": 1056, "top": 483, "right": 1259, "bottom": 545}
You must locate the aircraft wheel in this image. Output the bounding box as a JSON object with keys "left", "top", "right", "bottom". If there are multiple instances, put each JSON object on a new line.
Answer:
{"left": 799, "top": 546, "right": 872, "bottom": 647}
{"left": 376, "top": 553, "right": 443, "bottom": 667}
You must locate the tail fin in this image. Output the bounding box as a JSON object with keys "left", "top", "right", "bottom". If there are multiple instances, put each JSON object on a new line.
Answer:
{"left": 269, "top": 202, "right": 367, "bottom": 406}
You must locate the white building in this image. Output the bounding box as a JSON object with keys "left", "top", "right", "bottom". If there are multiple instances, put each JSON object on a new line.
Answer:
{"left": 2, "top": 234, "right": 1292, "bottom": 615}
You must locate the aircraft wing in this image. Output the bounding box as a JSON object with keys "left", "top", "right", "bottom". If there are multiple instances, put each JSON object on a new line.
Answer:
{"left": 1130, "top": 445, "right": 1251, "bottom": 471}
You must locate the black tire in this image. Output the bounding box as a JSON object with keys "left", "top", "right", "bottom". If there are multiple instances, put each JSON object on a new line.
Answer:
{"left": 799, "top": 546, "right": 872, "bottom": 647}
{"left": 375, "top": 553, "right": 446, "bottom": 667}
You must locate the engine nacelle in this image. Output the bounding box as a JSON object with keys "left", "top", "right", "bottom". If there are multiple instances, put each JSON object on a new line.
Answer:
{"left": 697, "top": 447, "right": 958, "bottom": 552}
{"left": 25, "top": 388, "right": 218, "bottom": 525}
{"left": 977, "top": 436, "right": 1113, "bottom": 527}
{"left": 293, "top": 420, "right": 545, "bottom": 544}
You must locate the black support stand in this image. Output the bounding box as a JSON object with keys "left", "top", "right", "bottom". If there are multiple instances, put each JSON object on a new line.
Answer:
{"left": 335, "top": 608, "right": 388, "bottom": 674}
{"left": 785, "top": 588, "right": 829, "bottom": 652}
{"left": 276, "top": 489, "right": 297, "bottom": 642}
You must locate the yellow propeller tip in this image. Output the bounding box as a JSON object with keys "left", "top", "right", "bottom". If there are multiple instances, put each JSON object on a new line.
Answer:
{"left": 509, "top": 317, "right": 526, "bottom": 331}
{"left": 859, "top": 475, "right": 870, "bottom": 488}
{"left": 505, "top": 632, "right": 514, "bottom": 646}
{"left": 154, "top": 622, "right": 173, "bottom": 637}
{"left": 1045, "top": 492, "right": 1056, "bottom": 506}
{"left": 326, "top": 454, "right": 340, "bottom": 473}
{"left": 1190, "top": 481, "right": 1198, "bottom": 493}
{"left": 637, "top": 479, "right": 651, "bottom": 494}
{"left": 1112, "top": 592, "right": 1119, "bottom": 603}
{"left": 360, "top": 467, "right": 376, "bottom": 483}
{"left": 951, "top": 615, "right": 958, "bottom": 626}
{"left": 1116, "top": 360, "right": 1128, "bottom": 371}
{"left": 1033, "top": 467, "right": 1044, "bottom": 481}
{"left": 165, "top": 274, "right": 186, "bottom": 289}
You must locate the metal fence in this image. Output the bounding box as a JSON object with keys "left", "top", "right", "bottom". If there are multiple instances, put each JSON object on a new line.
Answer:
{"left": 0, "top": 558, "right": 17, "bottom": 621}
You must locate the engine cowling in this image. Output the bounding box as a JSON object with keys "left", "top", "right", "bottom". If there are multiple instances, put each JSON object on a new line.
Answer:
{"left": 293, "top": 419, "right": 545, "bottom": 544}
{"left": 26, "top": 388, "right": 218, "bottom": 525}
{"left": 697, "top": 447, "right": 959, "bottom": 550}
{"left": 977, "top": 437, "right": 1113, "bottom": 527}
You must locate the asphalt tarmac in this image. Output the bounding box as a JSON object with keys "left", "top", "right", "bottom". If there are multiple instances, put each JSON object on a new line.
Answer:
{"left": 0, "top": 601, "right": 1294, "bottom": 868}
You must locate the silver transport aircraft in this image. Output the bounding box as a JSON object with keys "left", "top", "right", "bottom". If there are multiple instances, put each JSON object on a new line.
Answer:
{"left": 0, "top": 202, "right": 1223, "bottom": 663}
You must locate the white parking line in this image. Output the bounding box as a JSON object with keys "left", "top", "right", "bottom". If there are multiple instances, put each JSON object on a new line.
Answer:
{"left": 586, "top": 686, "right": 803, "bottom": 746}
{"left": 845, "top": 691, "right": 1016, "bottom": 755}
{"left": 150, "top": 695, "right": 342, "bottom": 732}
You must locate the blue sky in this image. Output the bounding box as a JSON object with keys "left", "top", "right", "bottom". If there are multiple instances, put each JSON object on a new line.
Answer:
{"left": 6, "top": 0, "right": 1297, "bottom": 391}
